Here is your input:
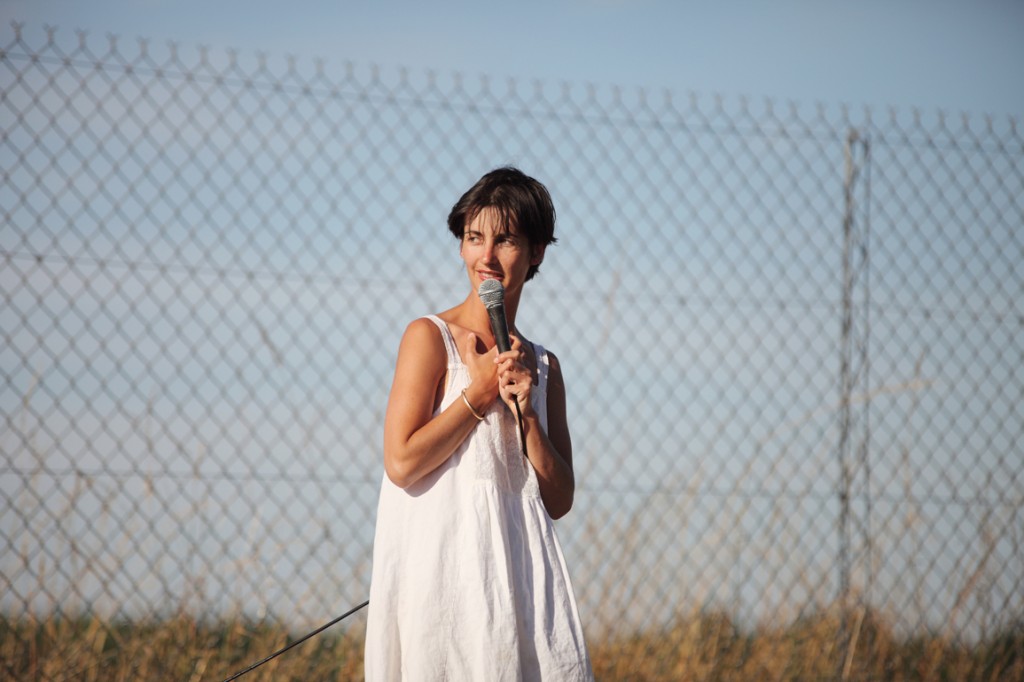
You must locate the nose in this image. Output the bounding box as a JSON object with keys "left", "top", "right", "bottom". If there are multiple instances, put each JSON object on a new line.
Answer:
{"left": 482, "top": 239, "right": 498, "bottom": 263}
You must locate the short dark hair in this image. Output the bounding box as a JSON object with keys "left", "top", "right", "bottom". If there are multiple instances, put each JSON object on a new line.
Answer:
{"left": 447, "top": 167, "right": 557, "bottom": 281}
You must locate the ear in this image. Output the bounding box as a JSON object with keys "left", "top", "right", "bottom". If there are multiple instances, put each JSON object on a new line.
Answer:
{"left": 531, "top": 244, "right": 546, "bottom": 266}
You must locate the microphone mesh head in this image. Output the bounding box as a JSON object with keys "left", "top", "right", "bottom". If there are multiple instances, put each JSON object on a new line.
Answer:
{"left": 477, "top": 279, "right": 505, "bottom": 309}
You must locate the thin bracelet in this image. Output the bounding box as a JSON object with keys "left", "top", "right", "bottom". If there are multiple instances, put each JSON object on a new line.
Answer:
{"left": 461, "top": 389, "right": 484, "bottom": 421}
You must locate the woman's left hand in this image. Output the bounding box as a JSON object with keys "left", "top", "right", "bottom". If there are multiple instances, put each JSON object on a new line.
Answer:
{"left": 495, "top": 335, "right": 534, "bottom": 416}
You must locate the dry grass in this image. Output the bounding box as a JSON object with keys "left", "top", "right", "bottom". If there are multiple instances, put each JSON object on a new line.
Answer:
{"left": 3, "top": 608, "right": 1022, "bottom": 681}
{"left": 1, "top": 613, "right": 364, "bottom": 682}
{"left": 589, "top": 608, "right": 1024, "bottom": 682}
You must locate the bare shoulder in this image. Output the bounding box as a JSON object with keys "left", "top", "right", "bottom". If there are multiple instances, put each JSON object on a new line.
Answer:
{"left": 540, "top": 347, "right": 567, "bottom": 393}
{"left": 396, "top": 317, "right": 447, "bottom": 369}
{"left": 403, "top": 316, "right": 443, "bottom": 341}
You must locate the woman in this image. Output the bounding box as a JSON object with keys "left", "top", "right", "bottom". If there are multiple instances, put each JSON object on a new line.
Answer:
{"left": 364, "top": 167, "right": 593, "bottom": 681}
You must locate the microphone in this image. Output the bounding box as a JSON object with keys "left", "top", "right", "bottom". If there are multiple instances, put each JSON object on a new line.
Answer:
{"left": 477, "top": 278, "right": 527, "bottom": 455}
{"left": 478, "top": 279, "right": 512, "bottom": 353}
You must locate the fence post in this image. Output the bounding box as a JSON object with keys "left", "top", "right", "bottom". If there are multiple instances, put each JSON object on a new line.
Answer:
{"left": 838, "top": 126, "right": 872, "bottom": 678}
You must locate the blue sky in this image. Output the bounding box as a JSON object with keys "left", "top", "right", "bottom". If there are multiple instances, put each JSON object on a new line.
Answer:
{"left": 2, "top": 0, "right": 1022, "bottom": 116}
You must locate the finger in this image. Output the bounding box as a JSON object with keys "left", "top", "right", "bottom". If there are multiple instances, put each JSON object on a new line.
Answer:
{"left": 462, "top": 332, "right": 478, "bottom": 358}
{"left": 501, "top": 371, "right": 529, "bottom": 392}
{"left": 509, "top": 335, "right": 527, "bottom": 362}
{"left": 495, "top": 350, "right": 527, "bottom": 370}
{"left": 497, "top": 365, "right": 528, "bottom": 384}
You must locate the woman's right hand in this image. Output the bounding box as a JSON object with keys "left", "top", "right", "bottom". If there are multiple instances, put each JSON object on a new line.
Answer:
{"left": 459, "top": 332, "right": 500, "bottom": 412}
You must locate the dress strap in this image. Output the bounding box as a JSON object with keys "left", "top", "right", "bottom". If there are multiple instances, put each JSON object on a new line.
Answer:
{"left": 532, "top": 342, "right": 549, "bottom": 397}
{"left": 422, "top": 315, "right": 460, "bottom": 363}
{"left": 423, "top": 315, "right": 463, "bottom": 396}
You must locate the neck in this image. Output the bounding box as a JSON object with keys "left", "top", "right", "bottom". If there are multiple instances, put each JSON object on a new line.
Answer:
{"left": 460, "top": 288, "right": 522, "bottom": 340}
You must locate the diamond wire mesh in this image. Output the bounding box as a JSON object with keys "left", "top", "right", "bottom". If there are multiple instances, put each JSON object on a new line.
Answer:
{"left": 2, "top": 23, "right": 1023, "bottom": 677}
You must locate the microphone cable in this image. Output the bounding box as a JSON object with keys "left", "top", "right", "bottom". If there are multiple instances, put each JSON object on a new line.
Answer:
{"left": 512, "top": 396, "right": 528, "bottom": 459}
{"left": 221, "top": 599, "right": 368, "bottom": 681}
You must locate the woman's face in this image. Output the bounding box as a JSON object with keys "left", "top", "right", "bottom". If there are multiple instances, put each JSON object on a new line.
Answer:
{"left": 460, "top": 207, "right": 543, "bottom": 297}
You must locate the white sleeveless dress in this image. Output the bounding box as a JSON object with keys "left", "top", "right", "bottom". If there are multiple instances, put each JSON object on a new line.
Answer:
{"left": 365, "top": 315, "right": 593, "bottom": 681}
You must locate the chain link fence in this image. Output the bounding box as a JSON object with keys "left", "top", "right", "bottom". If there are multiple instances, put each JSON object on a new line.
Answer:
{"left": 2, "top": 23, "right": 1022, "bottom": 679}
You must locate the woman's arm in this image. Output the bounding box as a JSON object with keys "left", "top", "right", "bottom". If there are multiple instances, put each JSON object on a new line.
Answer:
{"left": 382, "top": 318, "right": 499, "bottom": 488}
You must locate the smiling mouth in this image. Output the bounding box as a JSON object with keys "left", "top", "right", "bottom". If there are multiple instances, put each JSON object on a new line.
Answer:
{"left": 477, "top": 271, "right": 503, "bottom": 280}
